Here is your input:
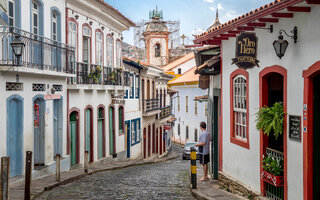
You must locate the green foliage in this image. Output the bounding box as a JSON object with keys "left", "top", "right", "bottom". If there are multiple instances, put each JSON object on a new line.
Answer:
{"left": 256, "top": 102, "right": 284, "bottom": 140}
{"left": 262, "top": 154, "right": 283, "bottom": 176}
{"left": 88, "top": 66, "right": 102, "bottom": 83}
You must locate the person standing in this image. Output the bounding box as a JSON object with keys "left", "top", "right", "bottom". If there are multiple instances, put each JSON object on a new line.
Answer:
{"left": 195, "top": 121, "right": 210, "bottom": 181}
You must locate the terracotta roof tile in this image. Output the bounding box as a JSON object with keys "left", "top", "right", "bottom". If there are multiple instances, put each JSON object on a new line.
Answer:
{"left": 168, "top": 66, "right": 199, "bottom": 85}
{"left": 162, "top": 52, "right": 195, "bottom": 72}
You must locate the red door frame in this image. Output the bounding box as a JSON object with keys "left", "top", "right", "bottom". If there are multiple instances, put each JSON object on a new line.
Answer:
{"left": 148, "top": 125, "right": 151, "bottom": 157}
{"left": 303, "top": 60, "right": 320, "bottom": 200}
{"left": 259, "top": 65, "right": 287, "bottom": 199}
{"left": 156, "top": 128, "right": 159, "bottom": 154}
{"left": 152, "top": 124, "right": 155, "bottom": 154}
{"left": 143, "top": 128, "right": 146, "bottom": 158}
{"left": 68, "top": 107, "right": 80, "bottom": 164}
{"left": 84, "top": 105, "right": 94, "bottom": 163}
{"left": 160, "top": 127, "right": 163, "bottom": 155}
{"left": 97, "top": 105, "right": 106, "bottom": 158}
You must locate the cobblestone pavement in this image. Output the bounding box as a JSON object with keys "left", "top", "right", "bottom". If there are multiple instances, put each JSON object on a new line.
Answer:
{"left": 37, "top": 144, "right": 194, "bottom": 200}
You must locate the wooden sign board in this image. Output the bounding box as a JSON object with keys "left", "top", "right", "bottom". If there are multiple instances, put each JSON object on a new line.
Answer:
{"left": 289, "top": 115, "right": 301, "bottom": 142}
{"left": 112, "top": 99, "right": 125, "bottom": 105}
{"left": 232, "top": 32, "right": 260, "bottom": 69}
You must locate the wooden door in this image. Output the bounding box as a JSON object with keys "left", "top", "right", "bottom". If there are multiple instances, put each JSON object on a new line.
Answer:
{"left": 109, "top": 107, "right": 115, "bottom": 155}
{"left": 98, "top": 107, "right": 104, "bottom": 159}
{"left": 143, "top": 128, "right": 146, "bottom": 158}
{"left": 152, "top": 124, "right": 155, "bottom": 154}
{"left": 85, "top": 108, "right": 93, "bottom": 162}
{"left": 7, "top": 96, "right": 23, "bottom": 177}
{"left": 126, "top": 121, "right": 130, "bottom": 158}
{"left": 148, "top": 125, "right": 151, "bottom": 157}
{"left": 156, "top": 128, "right": 159, "bottom": 154}
{"left": 34, "top": 97, "right": 45, "bottom": 165}
{"left": 160, "top": 127, "right": 163, "bottom": 155}
{"left": 70, "top": 112, "right": 78, "bottom": 166}
{"left": 53, "top": 99, "right": 63, "bottom": 156}
{"left": 147, "top": 80, "right": 150, "bottom": 99}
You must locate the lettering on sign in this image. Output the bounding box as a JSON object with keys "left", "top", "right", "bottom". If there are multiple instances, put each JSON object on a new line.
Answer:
{"left": 232, "top": 32, "right": 260, "bottom": 69}
{"left": 112, "top": 99, "right": 125, "bottom": 105}
{"left": 289, "top": 115, "right": 301, "bottom": 142}
{"left": 44, "top": 94, "right": 61, "bottom": 100}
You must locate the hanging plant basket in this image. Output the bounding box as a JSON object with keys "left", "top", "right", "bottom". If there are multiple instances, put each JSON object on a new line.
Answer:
{"left": 261, "top": 170, "right": 284, "bottom": 187}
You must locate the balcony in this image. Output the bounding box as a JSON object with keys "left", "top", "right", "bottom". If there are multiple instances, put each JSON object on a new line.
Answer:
{"left": 143, "top": 98, "right": 160, "bottom": 116}
{"left": 68, "top": 62, "right": 130, "bottom": 90}
{"left": 160, "top": 106, "right": 172, "bottom": 119}
{"left": 0, "top": 26, "right": 75, "bottom": 76}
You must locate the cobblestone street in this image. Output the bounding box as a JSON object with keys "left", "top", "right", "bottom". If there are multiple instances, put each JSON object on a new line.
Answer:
{"left": 37, "top": 144, "right": 194, "bottom": 200}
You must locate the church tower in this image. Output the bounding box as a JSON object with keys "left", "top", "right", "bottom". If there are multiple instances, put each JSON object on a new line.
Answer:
{"left": 143, "top": 7, "right": 170, "bottom": 66}
{"left": 207, "top": 8, "right": 221, "bottom": 31}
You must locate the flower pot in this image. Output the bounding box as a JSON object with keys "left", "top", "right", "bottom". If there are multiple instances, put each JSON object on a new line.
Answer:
{"left": 261, "top": 170, "right": 284, "bottom": 187}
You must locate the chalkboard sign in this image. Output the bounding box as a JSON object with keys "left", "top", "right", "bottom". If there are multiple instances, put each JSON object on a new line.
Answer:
{"left": 289, "top": 115, "right": 301, "bottom": 142}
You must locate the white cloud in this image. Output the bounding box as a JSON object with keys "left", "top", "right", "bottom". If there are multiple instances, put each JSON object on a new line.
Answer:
{"left": 192, "top": 28, "right": 205, "bottom": 35}
{"left": 217, "top": 3, "right": 223, "bottom": 10}
{"left": 220, "top": 10, "right": 238, "bottom": 23}
{"left": 209, "top": 6, "right": 215, "bottom": 12}
{"left": 204, "top": 0, "right": 214, "bottom": 3}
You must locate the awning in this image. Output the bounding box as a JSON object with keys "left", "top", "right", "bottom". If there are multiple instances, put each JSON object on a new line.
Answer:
{"left": 167, "top": 117, "right": 177, "bottom": 123}
{"left": 194, "top": 95, "right": 208, "bottom": 102}
{"left": 195, "top": 56, "right": 220, "bottom": 75}
{"left": 167, "top": 89, "right": 178, "bottom": 94}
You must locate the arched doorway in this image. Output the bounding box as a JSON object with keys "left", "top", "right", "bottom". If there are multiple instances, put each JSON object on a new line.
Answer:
{"left": 143, "top": 128, "right": 146, "bottom": 158}
{"left": 69, "top": 110, "right": 79, "bottom": 166}
{"left": 7, "top": 95, "right": 24, "bottom": 177}
{"left": 97, "top": 106, "right": 105, "bottom": 159}
{"left": 33, "top": 95, "right": 46, "bottom": 167}
{"left": 259, "top": 66, "right": 287, "bottom": 199}
{"left": 109, "top": 106, "right": 115, "bottom": 155}
{"left": 152, "top": 124, "right": 155, "bottom": 154}
{"left": 148, "top": 125, "right": 151, "bottom": 157}
{"left": 303, "top": 61, "right": 320, "bottom": 199}
{"left": 85, "top": 106, "right": 93, "bottom": 162}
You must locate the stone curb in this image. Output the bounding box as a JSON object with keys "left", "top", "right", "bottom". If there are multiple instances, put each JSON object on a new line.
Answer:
{"left": 191, "top": 189, "right": 209, "bottom": 200}
{"left": 31, "top": 154, "right": 179, "bottom": 200}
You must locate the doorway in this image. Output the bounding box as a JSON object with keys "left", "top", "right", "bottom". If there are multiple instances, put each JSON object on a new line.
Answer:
{"left": 156, "top": 128, "right": 159, "bottom": 154}
{"left": 109, "top": 106, "right": 115, "bottom": 155}
{"left": 53, "top": 99, "right": 63, "bottom": 156}
{"left": 85, "top": 107, "right": 93, "bottom": 162}
{"left": 69, "top": 111, "right": 79, "bottom": 166}
{"left": 152, "top": 124, "right": 155, "bottom": 154}
{"left": 143, "top": 128, "right": 146, "bottom": 158}
{"left": 313, "top": 74, "right": 320, "bottom": 199}
{"left": 34, "top": 96, "right": 45, "bottom": 167}
{"left": 7, "top": 95, "right": 23, "bottom": 177}
{"left": 126, "top": 121, "right": 130, "bottom": 158}
{"left": 160, "top": 127, "right": 163, "bottom": 155}
{"left": 97, "top": 107, "right": 105, "bottom": 159}
{"left": 148, "top": 125, "right": 151, "bottom": 157}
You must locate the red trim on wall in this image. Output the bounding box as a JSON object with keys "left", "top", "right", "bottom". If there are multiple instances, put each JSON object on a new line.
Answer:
{"left": 68, "top": 107, "right": 80, "bottom": 164}
{"left": 82, "top": 23, "right": 92, "bottom": 64}
{"left": 259, "top": 65, "right": 287, "bottom": 199}
{"left": 106, "top": 34, "right": 114, "bottom": 68}
{"left": 230, "top": 69, "right": 250, "bottom": 149}
{"left": 303, "top": 60, "right": 320, "bottom": 200}
{"left": 118, "top": 105, "right": 125, "bottom": 136}
{"left": 95, "top": 28, "right": 104, "bottom": 65}
{"left": 97, "top": 104, "right": 106, "bottom": 158}
{"left": 109, "top": 105, "right": 116, "bottom": 154}
{"left": 84, "top": 105, "right": 94, "bottom": 163}
{"left": 67, "top": 16, "right": 79, "bottom": 61}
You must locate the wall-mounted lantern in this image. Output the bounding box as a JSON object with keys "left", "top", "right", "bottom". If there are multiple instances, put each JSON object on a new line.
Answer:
{"left": 273, "top": 26, "right": 297, "bottom": 59}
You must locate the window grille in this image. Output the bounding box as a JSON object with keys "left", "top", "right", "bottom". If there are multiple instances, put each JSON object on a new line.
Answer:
{"left": 52, "top": 84, "right": 63, "bottom": 92}
{"left": 6, "top": 82, "right": 23, "bottom": 91}
{"left": 32, "top": 84, "right": 46, "bottom": 91}
{"left": 233, "top": 75, "right": 247, "bottom": 141}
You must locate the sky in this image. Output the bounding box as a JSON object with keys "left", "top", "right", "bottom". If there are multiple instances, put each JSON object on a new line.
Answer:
{"left": 104, "top": 0, "right": 272, "bottom": 45}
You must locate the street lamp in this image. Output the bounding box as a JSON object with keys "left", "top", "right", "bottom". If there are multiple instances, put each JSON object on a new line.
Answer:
{"left": 10, "top": 36, "right": 25, "bottom": 65}
{"left": 273, "top": 26, "right": 297, "bottom": 59}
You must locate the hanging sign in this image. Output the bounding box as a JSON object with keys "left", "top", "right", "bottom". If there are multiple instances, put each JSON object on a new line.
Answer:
{"left": 232, "top": 32, "right": 260, "bottom": 69}
{"left": 44, "top": 94, "right": 61, "bottom": 100}
{"left": 34, "top": 104, "right": 40, "bottom": 128}
{"left": 164, "top": 125, "right": 171, "bottom": 130}
{"left": 289, "top": 115, "right": 301, "bottom": 142}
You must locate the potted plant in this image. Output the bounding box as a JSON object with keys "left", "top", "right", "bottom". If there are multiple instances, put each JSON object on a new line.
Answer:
{"left": 256, "top": 102, "right": 285, "bottom": 140}
{"left": 88, "top": 66, "right": 102, "bottom": 84}
{"left": 261, "top": 154, "right": 284, "bottom": 187}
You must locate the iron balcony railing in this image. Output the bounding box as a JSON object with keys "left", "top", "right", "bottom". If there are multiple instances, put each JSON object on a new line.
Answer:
{"left": 68, "top": 62, "right": 129, "bottom": 86}
{"left": 160, "top": 106, "right": 172, "bottom": 119}
{"left": 0, "top": 26, "right": 75, "bottom": 73}
{"left": 144, "top": 98, "right": 159, "bottom": 113}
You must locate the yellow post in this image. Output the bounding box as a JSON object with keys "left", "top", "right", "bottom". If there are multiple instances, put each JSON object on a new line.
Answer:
{"left": 190, "top": 147, "right": 197, "bottom": 189}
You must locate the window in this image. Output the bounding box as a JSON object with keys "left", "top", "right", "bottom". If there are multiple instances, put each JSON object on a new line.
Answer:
{"left": 32, "top": 1, "right": 39, "bottom": 35}
{"left": 195, "top": 101, "right": 198, "bottom": 115}
{"left": 8, "top": 0, "right": 14, "bottom": 26}
{"left": 96, "top": 32, "right": 103, "bottom": 65}
{"left": 68, "top": 21, "right": 77, "bottom": 57}
{"left": 155, "top": 43, "right": 161, "bottom": 57}
{"left": 194, "top": 129, "right": 198, "bottom": 142}
{"left": 52, "top": 12, "right": 57, "bottom": 41}
{"left": 186, "top": 126, "right": 189, "bottom": 139}
{"left": 119, "top": 106, "right": 124, "bottom": 134}
{"left": 178, "top": 123, "right": 180, "bottom": 136}
{"left": 83, "top": 26, "right": 91, "bottom": 63}
{"left": 178, "top": 96, "right": 180, "bottom": 112}
{"left": 131, "top": 120, "right": 136, "bottom": 145}
{"left": 136, "top": 118, "right": 141, "bottom": 143}
{"left": 116, "top": 40, "right": 122, "bottom": 68}
{"left": 178, "top": 68, "right": 181, "bottom": 74}
{"left": 107, "top": 36, "right": 114, "bottom": 68}
{"left": 186, "top": 96, "right": 188, "bottom": 113}
{"left": 135, "top": 75, "right": 139, "bottom": 98}
{"left": 130, "top": 74, "right": 134, "bottom": 98}
{"left": 205, "top": 102, "right": 208, "bottom": 116}
{"left": 230, "top": 69, "right": 249, "bottom": 149}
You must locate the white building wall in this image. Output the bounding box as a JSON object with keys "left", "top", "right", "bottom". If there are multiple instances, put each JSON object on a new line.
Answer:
{"left": 171, "top": 59, "right": 196, "bottom": 74}
{"left": 172, "top": 85, "right": 207, "bottom": 144}
{"left": 221, "top": 6, "right": 320, "bottom": 198}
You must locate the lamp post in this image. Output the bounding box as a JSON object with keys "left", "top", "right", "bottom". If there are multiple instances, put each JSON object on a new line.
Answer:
{"left": 273, "top": 26, "right": 297, "bottom": 59}
{"left": 10, "top": 36, "right": 25, "bottom": 66}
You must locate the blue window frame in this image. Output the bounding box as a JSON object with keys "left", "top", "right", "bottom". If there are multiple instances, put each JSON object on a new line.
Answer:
{"left": 125, "top": 120, "right": 130, "bottom": 145}
{"left": 136, "top": 118, "right": 140, "bottom": 143}
{"left": 50, "top": 7, "right": 61, "bottom": 42}
{"left": 130, "top": 74, "right": 134, "bottom": 99}
{"left": 131, "top": 119, "right": 136, "bottom": 146}
{"left": 135, "top": 75, "right": 140, "bottom": 99}
{"left": 124, "top": 89, "right": 128, "bottom": 99}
